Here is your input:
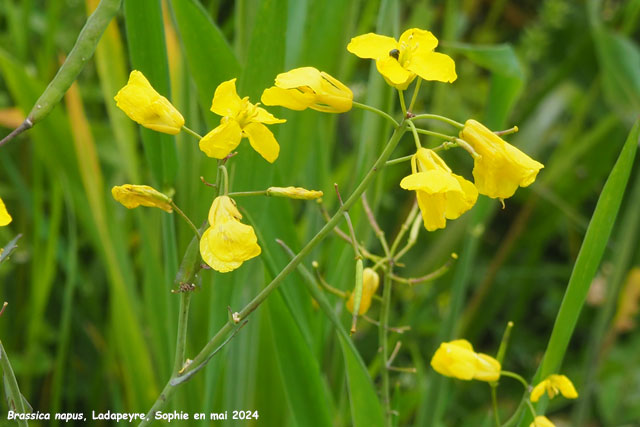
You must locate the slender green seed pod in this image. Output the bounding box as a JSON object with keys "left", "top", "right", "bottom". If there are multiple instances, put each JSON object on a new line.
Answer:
{"left": 0, "top": 0, "right": 122, "bottom": 147}
{"left": 350, "top": 258, "right": 364, "bottom": 333}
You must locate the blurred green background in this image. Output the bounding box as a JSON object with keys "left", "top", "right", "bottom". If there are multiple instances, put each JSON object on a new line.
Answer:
{"left": 0, "top": 0, "right": 639, "bottom": 425}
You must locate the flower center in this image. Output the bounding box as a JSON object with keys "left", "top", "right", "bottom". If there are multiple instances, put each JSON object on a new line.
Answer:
{"left": 235, "top": 98, "right": 259, "bottom": 127}
{"left": 389, "top": 48, "right": 400, "bottom": 60}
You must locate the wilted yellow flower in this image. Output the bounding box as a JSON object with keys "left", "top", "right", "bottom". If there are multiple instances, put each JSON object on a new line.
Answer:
{"left": 430, "top": 339, "right": 501, "bottom": 382}
{"left": 530, "top": 374, "right": 578, "bottom": 402}
{"left": 261, "top": 67, "right": 353, "bottom": 113}
{"left": 200, "top": 79, "right": 285, "bottom": 163}
{"left": 266, "top": 186, "right": 323, "bottom": 200}
{"left": 0, "top": 197, "right": 12, "bottom": 226}
{"left": 400, "top": 148, "right": 477, "bottom": 231}
{"left": 111, "top": 184, "right": 173, "bottom": 213}
{"left": 530, "top": 416, "right": 555, "bottom": 427}
{"left": 347, "top": 28, "right": 456, "bottom": 90}
{"left": 200, "top": 196, "right": 261, "bottom": 273}
{"left": 346, "top": 268, "right": 380, "bottom": 315}
{"left": 114, "top": 70, "right": 185, "bottom": 134}
{"left": 459, "top": 119, "right": 544, "bottom": 200}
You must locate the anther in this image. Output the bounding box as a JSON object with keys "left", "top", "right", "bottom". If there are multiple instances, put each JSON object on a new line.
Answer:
{"left": 389, "top": 49, "right": 400, "bottom": 60}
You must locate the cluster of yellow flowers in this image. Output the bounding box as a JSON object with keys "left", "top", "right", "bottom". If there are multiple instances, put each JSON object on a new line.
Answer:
{"left": 430, "top": 339, "right": 578, "bottom": 426}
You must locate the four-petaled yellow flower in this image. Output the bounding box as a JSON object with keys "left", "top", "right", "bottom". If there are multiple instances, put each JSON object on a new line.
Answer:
{"left": 200, "top": 196, "right": 261, "bottom": 273}
{"left": 200, "top": 79, "right": 285, "bottom": 163}
{"left": 530, "top": 374, "right": 578, "bottom": 403}
{"left": 459, "top": 119, "right": 544, "bottom": 200}
{"left": 114, "top": 70, "right": 185, "bottom": 134}
{"left": 346, "top": 268, "right": 380, "bottom": 315}
{"left": 400, "top": 148, "right": 477, "bottom": 231}
{"left": 431, "top": 339, "right": 501, "bottom": 382}
{"left": 347, "top": 28, "right": 456, "bottom": 90}
{"left": 530, "top": 415, "right": 555, "bottom": 427}
{"left": 0, "top": 197, "right": 12, "bottom": 226}
{"left": 266, "top": 186, "right": 323, "bottom": 200}
{"left": 261, "top": 67, "right": 353, "bottom": 113}
{"left": 111, "top": 184, "right": 173, "bottom": 213}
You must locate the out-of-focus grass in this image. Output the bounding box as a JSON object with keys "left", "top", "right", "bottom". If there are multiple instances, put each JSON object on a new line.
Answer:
{"left": 0, "top": 1, "right": 638, "bottom": 426}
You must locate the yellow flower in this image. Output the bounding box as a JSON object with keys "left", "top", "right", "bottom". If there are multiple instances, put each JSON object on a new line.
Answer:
{"left": 346, "top": 268, "right": 380, "bottom": 315}
{"left": 430, "top": 339, "right": 501, "bottom": 382}
{"left": 530, "top": 416, "right": 555, "bottom": 427}
{"left": 261, "top": 67, "right": 353, "bottom": 113}
{"left": 400, "top": 148, "right": 477, "bottom": 231}
{"left": 200, "top": 196, "right": 261, "bottom": 273}
{"left": 459, "top": 119, "right": 544, "bottom": 200}
{"left": 200, "top": 79, "right": 285, "bottom": 163}
{"left": 530, "top": 374, "right": 578, "bottom": 403}
{"left": 347, "top": 28, "right": 456, "bottom": 90}
{"left": 266, "top": 186, "right": 323, "bottom": 200}
{"left": 0, "top": 197, "right": 12, "bottom": 226}
{"left": 111, "top": 184, "right": 173, "bottom": 213}
{"left": 114, "top": 70, "right": 185, "bottom": 134}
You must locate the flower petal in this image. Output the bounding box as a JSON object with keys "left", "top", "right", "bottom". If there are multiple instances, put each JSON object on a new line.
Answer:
{"left": 400, "top": 171, "right": 461, "bottom": 194}
{"left": 530, "top": 416, "right": 555, "bottom": 427}
{"left": 416, "top": 191, "right": 448, "bottom": 231}
{"left": 253, "top": 106, "right": 286, "bottom": 124}
{"left": 376, "top": 56, "right": 415, "bottom": 88}
{"left": 347, "top": 33, "right": 399, "bottom": 59}
{"left": 445, "top": 175, "right": 478, "bottom": 220}
{"left": 530, "top": 380, "right": 548, "bottom": 403}
{"left": 243, "top": 122, "right": 280, "bottom": 163}
{"left": 274, "top": 66, "right": 323, "bottom": 89}
{"left": 261, "top": 86, "right": 314, "bottom": 111}
{"left": 199, "top": 118, "right": 242, "bottom": 159}
{"left": 0, "top": 197, "right": 12, "bottom": 226}
{"left": 399, "top": 28, "right": 438, "bottom": 51}
{"left": 199, "top": 224, "right": 261, "bottom": 273}
{"left": 408, "top": 51, "right": 457, "bottom": 83}
{"left": 210, "top": 78, "right": 243, "bottom": 117}
{"left": 550, "top": 375, "right": 578, "bottom": 399}
{"left": 111, "top": 184, "right": 173, "bottom": 212}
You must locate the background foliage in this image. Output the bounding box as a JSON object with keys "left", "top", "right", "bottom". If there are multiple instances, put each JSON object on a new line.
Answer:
{"left": 0, "top": 0, "right": 639, "bottom": 425}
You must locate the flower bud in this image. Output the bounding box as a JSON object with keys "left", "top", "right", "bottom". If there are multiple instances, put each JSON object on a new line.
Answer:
{"left": 111, "top": 184, "right": 173, "bottom": 213}
{"left": 266, "top": 186, "right": 323, "bottom": 200}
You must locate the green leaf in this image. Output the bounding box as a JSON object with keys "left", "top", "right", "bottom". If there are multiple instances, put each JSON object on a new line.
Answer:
{"left": 447, "top": 43, "right": 524, "bottom": 79}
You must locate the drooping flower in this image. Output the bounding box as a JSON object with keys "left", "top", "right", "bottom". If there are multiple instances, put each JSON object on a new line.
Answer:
{"left": 200, "top": 79, "right": 285, "bottom": 163}
{"left": 111, "top": 184, "right": 173, "bottom": 213}
{"left": 0, "top": 197, "right": 12, "bottom": 226}
{"left": 199, "top": 195, "right": 261, "bottom": 273}
{"left": 114, "top": 70, "right": 185, "bottom": 134}
{"left": 459, "top": 119, "right": 544, "bottom": 200}
{"left": 347, "top": 28, "right": 456, "bottom": 90}
{"left": 431, "top": 339, "right": 501, "bottom": 382}
{"left": 261, "top": 67, "right": 353, "bottom": 113}
{"left": 530, "top": 374, "right": 578, "bottom": 403}
{"left": 266, "top": 186, "right": 323, "bottom": 200}
{"left": 530, "top": 415, "right": 555, "bottom": 427}
{"left": 400, "top": 148, "right": 477, "bottom": 231}
{"left": 346, "top": 268, "right": 380, "bottom": 315}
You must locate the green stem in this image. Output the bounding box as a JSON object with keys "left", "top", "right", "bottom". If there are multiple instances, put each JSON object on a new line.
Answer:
{"left": 415, "top": 128, "right": 455, "bottom": 141}
{"left": 491, "top": 386, "right": 501, "bottom": 427}
{"left": 385, "top": 154, "right": 413, "bottom": 166}
{"left": 352, "top": 101, "right": 399, "bottom": 127}
{"left": 398, "top": 90, "right": 407, "bottom": 116}
{"left": 407, "top": 121, "right": 422, "bottom": 150}
{"left": 172, "top": 292, "right": 192, "bottom": 375}
{"left": 496, "top": 321, "right": 514, "bottom": 364}
{"left": 0, "top": 340, "right": 28, "bottom": 427}
{"left": 227, "top": 190, "right": 268, "bottom": 197}
{"left": 408, "top": 78, "right": 422, "bottom": 113}
{"left": 182, "top": 125, "right": 203, "bottom": 140}
{"left": 500, "top": 371, "right": 530, "bottom": 390}
{"left": 219, "top": 165, "right": 229, "bottom": 195}
{"left": 410, "top": 114, "right": 463, "bottom": 129}
{"left": 139, "top": 123, "right": 408, "bottom": 425}
{"left": 170, "top": 201, "right": 201, "bottom": 239}
{"left": 379, "top": 264, "right": 393, "bottom": 425}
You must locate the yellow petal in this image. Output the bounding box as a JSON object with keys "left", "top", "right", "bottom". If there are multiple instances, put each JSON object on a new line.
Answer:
{"left": 530, "top": 416, "right": 555, "bottom": 427}
{"left": 346, "top": 268, "right": 380, "bottom": 314}
{"left": 415, "top": 191, "right": 448, "bottom": 231}
{"left": 431, "top": 340, "right": 501, "bottom": 382}
{"left": 274, "top": 66, "right": 323, "bottom": 88}
{"left": 460, "top": 119, "right": 544, "bottom": 199}
{"left": 253, "top": 106, "right": 286, "bottom": 124}
{"left": 114, "top": 70, "right": 184, "bottom": 134}
{"left": 111, "top": 184, "right": 173, "bottom": 213}
{"left": 199, "top": 118, "right": 242, "bottom": 159}
{"left": 408, "top": 51, "right": 457, "bottom": 83}
{"left": 200, "top": 196, "right": 261, "bottom": 273}
{"left": 549, "top": 374, "right": 579, "bottom": 399}
{"left": 347, "top": 33, "right": 399, "bottom": 59}
{"left": 261, "top": 86, "right": 314, "bottom": 111}
{"left": 400, "top": 171, "right": 462, "bottom": 194}
{"left": 530, "top": 380, "right": 548, "bottom": 403}
{"left": 473, "top": 353, "right": 501, "bottom": 382}
{"left": 445, "top": 175, "right": 478, "bottom": 220}
{"left": 0, "top": 197, "right": 12, "bottom": 226}
{"left": 210, "top": 78, "right": 243, "bottom": 117}
{"left": 243, "top": 122, "right": 280, "bottom": 163}
{"left": 376, "top": 56, "right": 415, "bottom": 88}
{"left": 399, "top": 28, "right": 439, "bottom": 52}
